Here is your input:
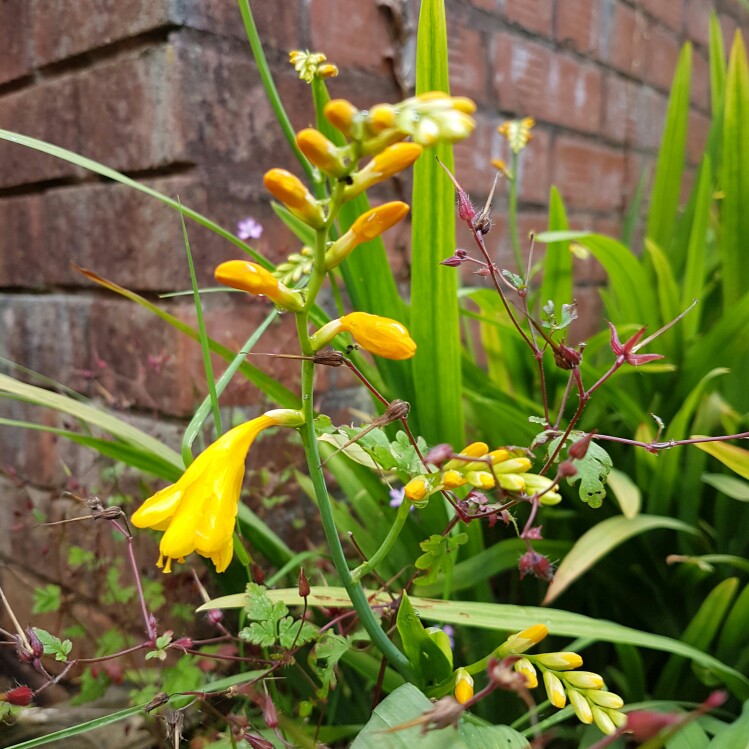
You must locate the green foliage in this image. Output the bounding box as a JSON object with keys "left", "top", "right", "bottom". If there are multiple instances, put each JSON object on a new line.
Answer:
{"left": 32, "top": 627, "right": 72, "bottom": 662}
{"left": 32, "top": 585, "right": 62, "bottom": 614}
{"left": 415, "top": 533, "right": 468, "bottom": 585}
{"left": 239, "top": 583, "right": 317, "bottom": 649}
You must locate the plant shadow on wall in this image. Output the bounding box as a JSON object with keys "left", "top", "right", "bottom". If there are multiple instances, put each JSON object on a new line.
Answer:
{"left": 1, "top": 1, "right": 749, "bottom": 748}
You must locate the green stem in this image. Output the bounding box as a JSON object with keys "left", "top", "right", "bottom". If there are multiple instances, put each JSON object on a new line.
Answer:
{"left": 237, "top": 0, "right": 317, "bottom": 186}
{"left": 508, "top": 150, "right": 523, "bottom": 273}
{"left": 297, "top": 364, "right": 414, "bottom": 679}
{"left": 351, "top": 499, "right": 411, "bottom": 583}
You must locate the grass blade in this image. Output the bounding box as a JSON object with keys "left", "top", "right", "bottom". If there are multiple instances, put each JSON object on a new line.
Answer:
{"left": 709, "top": 11, "right": 727, "bottom": 119}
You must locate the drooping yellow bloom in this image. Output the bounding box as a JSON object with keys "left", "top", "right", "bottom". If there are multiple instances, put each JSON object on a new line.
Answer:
{"left": 453, "top": 668, "right": 474, "bottom": 705}
{"left": 263, "top": 168, "right": 324, "bottom": 228}
{"left": 132, "top": 415, "right": 283, "bottom": 573}
{"left": 339, "top": 312, "right": 416, "bottom": 360}
{"left": 325, "top": 201, "right": 410, "bottom": 269}
{"left": 497, "top": 624, "right": 548, "bottom": 656}
{"left": 215, "top": 260, "right": 304, "bottom": 312}
{"left": 345, "top": 143, "right": 423, "bottom": 198}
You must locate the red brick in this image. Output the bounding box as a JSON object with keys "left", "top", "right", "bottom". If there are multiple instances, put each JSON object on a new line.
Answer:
{"left": 686, "top": 109, "right": 711, "bottom": 164}
{"left": 607, "top": 3, "right": 648, "bottom": 79}
{"left": 490, "top": 125, "right": 551, "bottom": 205}
{"left": 492, "top": 34, "right": 601, "bottom": 133}
{"left": 448, "top": 23, "right": 488, "bottom": 102}
{"left": 551, "top": 136, "right": 626, "bottom": 212}
{"left": 0, "top": 76, "right": 84, "bottom": 188}
{"left": 32, "top": 0, "right": 172, "bottom": 66}
{"left": 684, "top": 0, "right": 712, "bottom": 48}
{"left": 557, "top": 0, "right": 600, "bottom": 56}
{"left": 568, "top": 285, "right": 603, "bottom": 343}
{"left": 454, "top": 113, "right": 501, "bottom": 197}
{"left": 635, "top": 87, "right": 669, "bottom": 151}
{"left": 0, "top": 0, "right": 32, "bottom": 84}
{"left": 645, "top": 24, "right": 681, "bottom": 92}
{"left": 471, "top": 0, "right": 497, "bottom": 10}
{"left": 642, "top": 0, "right": 684, "bottom": 32}
{"left": 719, "top": 14, "right": 739, "bottom": 52}
{"left": 309, "top": 0, "right": 393, "bottom": 74}
{"left": 0, "top": 195, "right": 45, "bottom": 287}
{"left": 503, "top": 0, "right": 554, "bottom": 37}
{"left": 602, "top": 73, "right": 638, "bottom": 144}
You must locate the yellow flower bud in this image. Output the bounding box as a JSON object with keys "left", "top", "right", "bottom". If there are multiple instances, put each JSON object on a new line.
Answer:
{"left": 496, "top": 473, "right": 526, "bottom": 492}
{"left": 444, "top": 442, "right": 488, "bottom": 470}
{"left": 493, "top": 457, "right": 532, "bottom": 474}
{"left": 563, "top": 671, "right": 604, "bottom": 690}
{"left": 499, "top": 624, "right": 548, "bottom": 656}
{"left": 296, "top": 129, "right": 346, "bottom": 177}
{"left": 345, "top": 144, "right": 423, "bottom": 199}
{"left": 404, "top": 476, "right": 430, "bottom": 501}
{"left": 368, "top": 103, "right": 397, "bottom": 133}
{"left": 536, "top": 652, "right": 584, "bottom": 671}
{"left": 465, "top": 471, "right": 495, "bottom": 490}
{"left": 568, "top": 689, "right": 593, "bottom": 724}
{"left": 452, "top": 96, "right": 477, "bottom": 114}
{"left": 514, "top": 658, "right": 538, "bottom": 688}
{"left": 543, "top": 670, "right": 567, "bottom": 708}
{"left": 587, "top": 691, "right": 624, "bottom": 710}
{"left": 498, "top": 117, "right": 535, "bottom": 153}
{"left": 215, "top": 261, "right": 304, "bottom": 312}
{"left": 263, "top": 168, "right": 324, "bottom": 229}
{"left": 591, "top": 706, "right": 617, "bottom": 735}
{"left": 487, "top": 449, "right": 510, "bottom": 464}
{"left": 339, "top": 311, "right": 417, "bottom": 360}
{"left": 454, "top": 668, "right": 474, "bottom": 705}
{"left": 324, "top": 99, "right": 359, "bottom": 137}
{"left": 442, "top": 470, "right": 466, "bottom": 489}
{"left": 317, "top": 63, "right": 338, "bottom": 78}
{"left": 607, "top": 709, "right": 627, "bottom": 729}
{"left": 325, "top": 202, "right": 410, "bottom": 269}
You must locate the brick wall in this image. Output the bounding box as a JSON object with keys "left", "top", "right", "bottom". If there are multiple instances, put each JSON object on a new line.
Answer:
{"left": 0, "top": 0, "right": 747, "bottom": 656}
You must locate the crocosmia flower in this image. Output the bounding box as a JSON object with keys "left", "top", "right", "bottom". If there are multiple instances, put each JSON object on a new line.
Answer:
{"left": 132, "top": 413, "right": 293, "bottom": 573}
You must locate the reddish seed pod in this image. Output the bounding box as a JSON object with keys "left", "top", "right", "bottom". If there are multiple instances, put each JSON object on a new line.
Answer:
{"left": 2, "top": 686, "right": 34, "bottom": 706}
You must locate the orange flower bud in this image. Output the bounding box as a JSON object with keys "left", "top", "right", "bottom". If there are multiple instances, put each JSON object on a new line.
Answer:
{"left": 215, "top": 260, "right": 304, "bottom": 312}
{"left": 454, "top": 669, "right": 474, "bottom": 705}
{"left": 345, "top": 144, "right": 423, "bottom": 199}
{"left": 367, "top": 103, "right": 397, "bottom": 133}
{"left": 324, "top": 99, "right": 359, "bottom": 137}
{"left": 296, "top": 129, "right": 346, "bottom": 177}
{"left": 317, "top": 63, "right": 339, "bottom": 79}
{"left": 339, "top": 311, "right": 416, "bottom": 360}
{"left": 263, "top": 168, "right": 324, "bottom": 228}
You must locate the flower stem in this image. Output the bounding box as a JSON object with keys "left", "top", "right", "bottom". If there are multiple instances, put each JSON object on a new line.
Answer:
{"left": 508, "top": 150, "right": 523, "bottom": 272}
{"left": 297, "top": 363, "right": 414, "bottom": 678}
{"left": 351, "top": 500, "right": 411, "bottom": 583}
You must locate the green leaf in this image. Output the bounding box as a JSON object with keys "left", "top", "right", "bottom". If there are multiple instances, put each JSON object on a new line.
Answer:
{"left": 458, "top": 723, "right": 530, "bottom": 749}
{"left": 550, "top": 436, "right": 612, "bottom": 508}
{"left": 645, "top": 238, "right": 680, "bottom": 329}
{"left": 720, "top": 32, "right": 749, "bottom": 309}
{"left": 396, "top": 592, "right": 454, "bottom": 685}
{"left": 244, "top": 582, "right": 287, "bottom": 621}
{"left": 692, "top": 439, "right": 749, "bottom": 480}
{"left": 32, "top": 584, "right": 62, "bottom": 614}
{"left": 656, "top": 578, "right": 739, "bottom": 695}
{"left": 607, "top": 467, "right": 642, "bottom": 518}
{"left": 32, "top": 627, "right": 72, "bottom": 662}
{"left": 71, "top": 668, "right": 110, "bottom": 705}
{"left": 240, "top": 620, "right": 277, "bottom": 648}
{"left": 309, "top": 632, "right": 350, "bottom": 699}
{"left": 716, "top": 583, "right": 749, "bottom": 663}
{"left": 415, "top": 533, "right": 468, "bottom": 585}
{"left": 101, "top": 567, "right": 135, "bottom": 605}
{"left": 201, "top": 587, "right": 749, "bottom": 697}
{"left": 543, "top": 515, "right": 699, "bottom": 605}
{"left": 702, "top": 473, "right": 749, "bottom": 501}
{"left": 646, "top": 43, "right": 692, "bottom": 257}
{"left": 538, "top": 187, "right": 573, "bottom": 334}
{"left": 67, "top": 546, "right": 95, "bottom": 568}
{"left": 709, "top": 12, "right": 727, "bottom": 119}
{"left": 706, "top": 699, "right": 749, "bottom": 748}
{"left": 278, "top": 616, "right": 317, "bottom": 650}
{"left": 534, "top": 230, "right": 591, "bottom": 243}
{"left": 271, "top": 201, "right": 317, "bottom": 248}
{"left": 621, "top": 170, "right": 648, "bottom": 248}
{"left": 351, "top": 683, "right": 464, "bottom": 748}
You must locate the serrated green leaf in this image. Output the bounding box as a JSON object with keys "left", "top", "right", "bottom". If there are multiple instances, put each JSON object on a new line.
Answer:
{"left": 278, "top": 616, "right": 318, "bottom": 650}
{"left": 32, "top": 584, "right": 62, "bottom": 614}
{"left": 415, "top": 533, "right": 468, "bottom": 585}
{"left": 309, "top": 632, "right": 350, "bottom": 699}
{"left": 240, "top": 620, "right": 277, "bottom": 648}
{"left": 550, "top": 436, "right": 612, "bottom": 508}
{"left": 32, "top": 627, "right": 72, "bottom": 662}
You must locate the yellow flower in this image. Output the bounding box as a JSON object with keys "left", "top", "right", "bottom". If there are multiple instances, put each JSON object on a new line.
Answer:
{"left": 592, "top": 706, "right": 618, "bottom": 735}
{"left": 587, "top": 691, "right": 624, "bottom": 710}
{"left": 514, "top": 658, "right": 538, "bottom": 688}
{"left": 289, "top": 50, "right": 333, "bottom": 83}
{"left": 339, "top": 312, "right": 416, "bottom": 359}
{"left": 132, "top": 414, "right": 288, "bottom": 573}
{"left": 404, "top": 476, "right": 430, "bottom": 501}
{"left": 324, "top": 99, "right": 359, "bottom": 137}
{"left": 345, "top": 143, "right": 423, "bottom": 199}
{"left": 563, "top": 671, "right": 604, "bottom": 689}
{"left": 296, "top": 129, "right": 346, "bottom": 177}
{"left": 536, "top": 652, "right": 584, "bottom": 670}
{"left": 214, "top": 260, "right": 304, "bottom": 312}
{"left": 263, "top": 168, "right": 324, "bottom": 228}
{"left": 465, "top": 470, "right": 495, "bottom": 490}
{"left": 497, "top": 117, "right": 535, "bottom": 153}
{"left": 568, "top": 689, "right": 593, "bottom": 724}
{"left": 497, "top": 624, "right": 548, "bottom": 656}
{"left": 325, "top": 201, "right": 410, "bottom": 269}
{"left": 454, "top": 668, "right": 474, "bottom": 705}
{"left": 442, "top": 470, "right": 466, "bottom": 489}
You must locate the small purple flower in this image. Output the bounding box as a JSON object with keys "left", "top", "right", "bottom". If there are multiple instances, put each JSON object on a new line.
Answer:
{"left": 237, "top": 217, "right": 264, "bottom": 241}
{"left": 389, "top": 487, "right": 406, "bottom": 508}
{"left": 442, "top": 625, "right": 455, "bottom": 649}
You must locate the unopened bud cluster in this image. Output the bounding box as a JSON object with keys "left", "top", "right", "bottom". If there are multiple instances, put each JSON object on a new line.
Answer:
{"left": 404, "top": 441, "right": 560, "bottom": 506}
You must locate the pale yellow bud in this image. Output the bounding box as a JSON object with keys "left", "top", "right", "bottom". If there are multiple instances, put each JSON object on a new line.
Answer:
{"left": 536, "top": 652, "right": 584, "bottom": 671}
{"left": 543, "top": 670, "right": 567, "bottom": 708}
{"left": 568, "top": 689, "right": 593, "bottom": 724}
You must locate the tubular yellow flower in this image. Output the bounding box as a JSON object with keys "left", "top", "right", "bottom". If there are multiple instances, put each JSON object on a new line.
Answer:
{"left": 345, "top": 144, "right": 423, "bottom": 199}
{"left": 444, "top": 442, "right": 488, "bottom": 470}
{"left": 543, "top": 670, "right": 567, "bottom": 708}
{"left": 442, "top": 470, "right": 466, "bottom": 489}
{"left": 317, "top": 63, "right": 338, "bottom": 79}
{"left": 131, "top": 412, "right": 300, "bottom": 574}
{"left": 536, "top": 652, "right": 584, "bottom": 671}
{"left": 514, "top": 658, "right": 538, "bottom": 688}
{"left": 498, "top": 624, "right": 548, "bottom": 656}
{"left": 324, "top": 99, "right": 359, "bottom": 137}
{"left": 454, "top": 669, "right": 474, "bottom": 705}
{"left": 325, "top": 201, "right": 410, "bottom": 269}
{"left": 339, "top": 312, "right": 417, "bottom": 360}
{"left": 465, "top": 470, "right": 495, "bottom": 490}
{"left": 568, "top": 689, "right": 593, "bottom": 724}
{"left": 495, "top": 473, "right": 526, "bottom": 492}
{"left": 214, "top": 261, "right": 304, "bottom": 312}
{"left": 493, "top": 457, "right": 532, "bottom": 474}
{"left": 263, "top": 168, "right": 324, "bottom": 229}
{"left": 296, "top": 129, "right": 346, "bottom": 177}
{"left": 563, "top": 671, "right": 605, "bottom": 690}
